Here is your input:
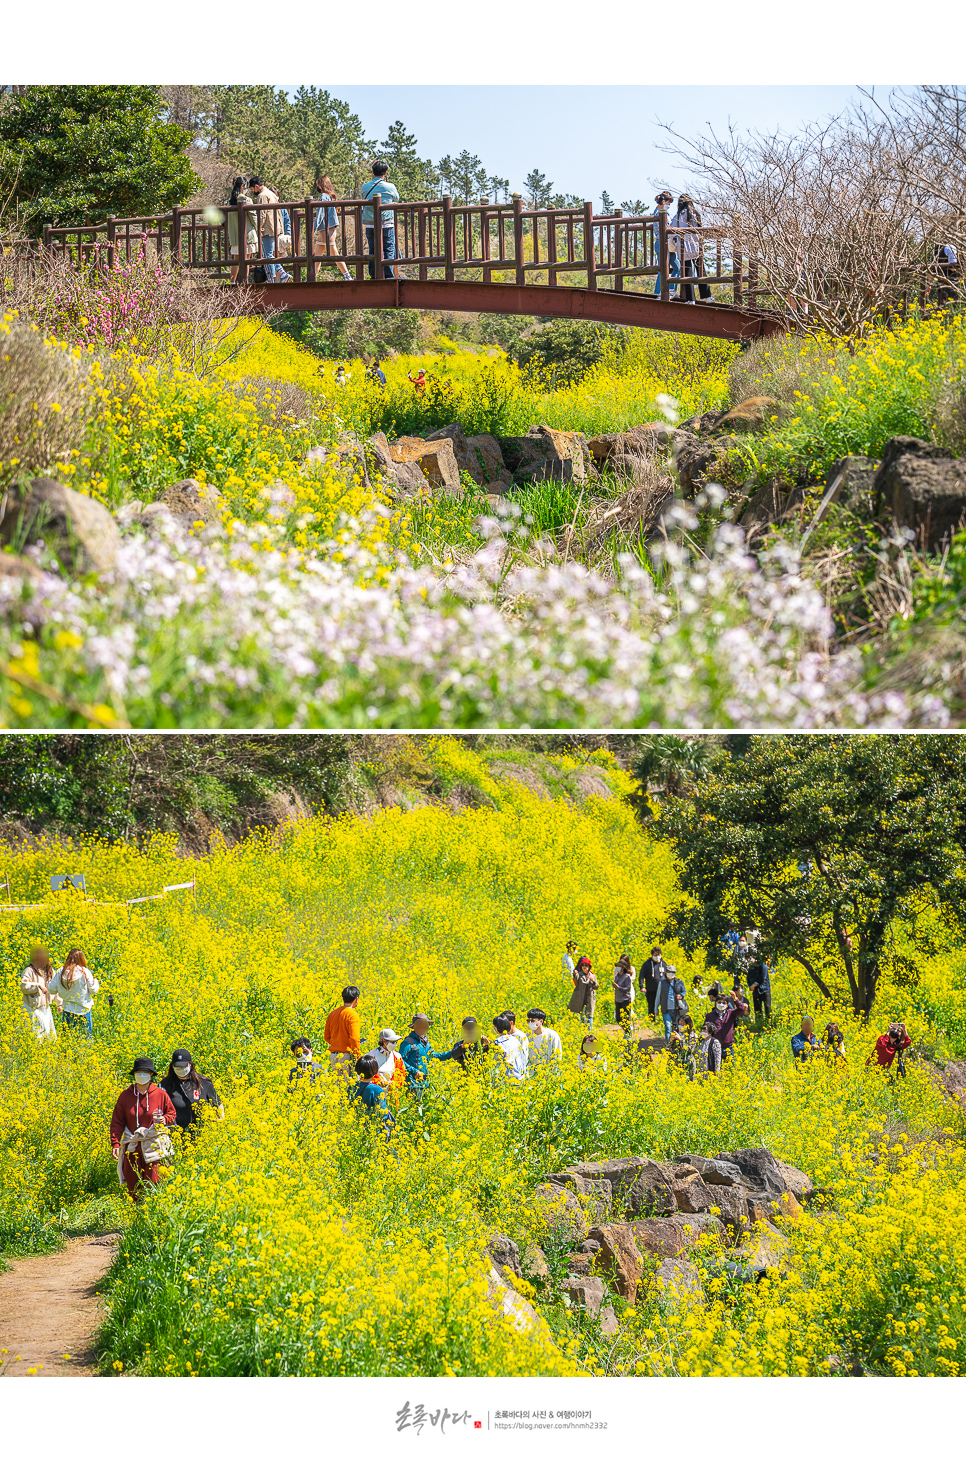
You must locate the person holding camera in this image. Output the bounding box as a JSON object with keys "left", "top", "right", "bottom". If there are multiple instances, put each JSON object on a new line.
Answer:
{"left": 869, "top": 1022, "right": 911, "bottom": 1076}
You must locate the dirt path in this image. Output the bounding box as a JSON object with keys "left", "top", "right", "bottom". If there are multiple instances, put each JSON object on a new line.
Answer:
{"left": 0, "top": 1234, "right": 118, "bottom": 1377}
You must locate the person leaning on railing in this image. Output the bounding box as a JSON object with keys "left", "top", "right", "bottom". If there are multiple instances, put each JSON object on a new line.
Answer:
{"left": 226, "top": 176, "right": 257, "bottom": 283}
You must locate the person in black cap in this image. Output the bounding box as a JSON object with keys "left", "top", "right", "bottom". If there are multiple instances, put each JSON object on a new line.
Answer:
{"left": 160, "top": 1048, "right": 223, "bottom": 1133}
{"left": 109, "top": 1057, "right": 176, "bottom": 1200}
{"left": 437, "top": 1016, "right": 492, "bottom": 1073}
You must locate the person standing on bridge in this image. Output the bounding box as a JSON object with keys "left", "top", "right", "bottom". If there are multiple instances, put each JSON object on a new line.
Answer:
{"left": 227, "top": 177, "right": 257, "bottom": 283}
{"left": 669, "top": 195, "right": 713, "bottom": 304}
{"left": 361, "top": 160, "right": 399, "bottom": 281}
{"left": 249, "top": 177, "right": 292, "bottom": 284}
{"left": 314, "top": 175, "right": 353, "bottom": 282}
{"left": 651, "top": 190, "right": 681, "bottom": 298}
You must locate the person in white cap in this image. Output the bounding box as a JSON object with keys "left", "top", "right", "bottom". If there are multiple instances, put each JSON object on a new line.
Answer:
{"left": 367, "top": 1028, "right": 407, "bottom": 1092}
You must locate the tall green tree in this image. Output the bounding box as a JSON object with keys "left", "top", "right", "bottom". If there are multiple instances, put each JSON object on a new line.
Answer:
{"left": 524, "top": 168, "right": 553, "bottom": 207}
{"left": 0, "top": 85, "right": 198, "bottom": 231}
{"left": 439, "top": 150, "right": 488, "bottom": 204}
{"left": 658, "top": 735, "right": 966, "bottom": 1016}
{"left": 380, "top": 120, "right": 438, "bottom": 200}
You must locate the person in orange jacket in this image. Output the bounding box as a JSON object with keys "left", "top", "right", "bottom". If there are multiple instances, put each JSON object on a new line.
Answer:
{"left": 110, "top": 1057, "right": 176, "bottom": 1200}
{"left": 324, "top": 985, "right": 362, "bottom": 1072}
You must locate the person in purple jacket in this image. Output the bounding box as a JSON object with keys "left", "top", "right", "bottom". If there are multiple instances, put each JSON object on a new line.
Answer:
{"left": 704, "top": 987, "right": 749, "bottom": 1066}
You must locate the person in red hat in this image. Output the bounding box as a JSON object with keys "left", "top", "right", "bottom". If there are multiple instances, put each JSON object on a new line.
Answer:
{"left": 110, "top": 1057, "right": 177, "bottom": 1200}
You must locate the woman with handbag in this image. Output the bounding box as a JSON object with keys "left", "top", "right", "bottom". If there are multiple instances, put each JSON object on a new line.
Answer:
{"left": 110, "top": 1057, "right": 177, "bottom": 1201}
{"left": 48, "top": 947, "right": 99, "bottom": 1037}
{"left": 568, "top": 955, "right": 599, "bottom": 1025}
{"left": 20, "top": 946, "right": 61, "bottom": 1040}
{"left": 314, "top": 175, "right": 353, "bottom": 281}
{"left": 160, "top": 1048, "right": 223, "bottom": 1134}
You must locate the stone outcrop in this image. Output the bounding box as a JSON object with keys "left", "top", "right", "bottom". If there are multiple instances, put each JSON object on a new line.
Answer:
{"left": 873, "top": 436, "right": 966, "bottom": 551}
{"left": 425, "top": 423, "right": 512, "bottom": 488}
{"left": 486, "top": 1263, "right": 553, "bottom": 1339}
{"left": 499, "top": 425, "right": 592, "bottom": 484}
{"left": 653, "top": 1257, "right": 704, "bottom": 1301}
{"left": 537, "top": 1146, "right": 812, "bottom": 1308}
{"left": 673, "top": 431, "right": 743, "bottom": 497}
{"left": 738, "top": 478, "right": 808, "bottom": 543}
{"left": 586, "top": 423, "right": 673, "bottom": 466}
{"left": 387, "top": 435, "right": 462, "bottom": 495}
{"left": 1, "top": 477, "right": 120, "bottom": 575}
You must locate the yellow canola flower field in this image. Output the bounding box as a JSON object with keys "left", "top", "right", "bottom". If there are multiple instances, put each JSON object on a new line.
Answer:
{"left": 1, "top": 746, "right": 964, "bottom": 1377}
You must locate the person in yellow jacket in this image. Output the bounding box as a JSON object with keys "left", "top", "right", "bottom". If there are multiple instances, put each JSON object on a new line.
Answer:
{"left": 324, "top": 986, "right": 362, "bottom": 1072}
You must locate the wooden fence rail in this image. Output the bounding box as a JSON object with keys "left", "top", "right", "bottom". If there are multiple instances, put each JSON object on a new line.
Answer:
{"left": 41, "top": 196, "right": 771, "bottom": 307}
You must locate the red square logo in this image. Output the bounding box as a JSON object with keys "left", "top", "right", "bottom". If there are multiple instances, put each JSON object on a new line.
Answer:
{"left": 474, "top": 1421, "right": 482, "bottom": 1430}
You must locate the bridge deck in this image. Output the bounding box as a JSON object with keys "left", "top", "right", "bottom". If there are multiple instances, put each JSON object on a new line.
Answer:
{"left": 43, "top": 194, "right": 787, "bottom": 341}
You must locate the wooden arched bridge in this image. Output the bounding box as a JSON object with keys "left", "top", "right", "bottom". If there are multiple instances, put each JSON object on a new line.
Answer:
{"left": 43, "top": 195, "right": 786, "bottom": 342}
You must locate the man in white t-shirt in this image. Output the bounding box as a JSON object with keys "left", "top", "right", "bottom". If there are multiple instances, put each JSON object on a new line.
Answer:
{"left": 562, "top": 941, "right": 578, "bottom": 980}
{"left": 526, "top": 1008, "right": 562, "bottom": 1072}
{"left": 492, "top": 1014, "right": 527, "bottom": 1083}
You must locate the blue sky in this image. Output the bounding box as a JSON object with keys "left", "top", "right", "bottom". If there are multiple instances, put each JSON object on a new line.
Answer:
{"left": 289, "top": 85, "right": 865, "bottom": 204}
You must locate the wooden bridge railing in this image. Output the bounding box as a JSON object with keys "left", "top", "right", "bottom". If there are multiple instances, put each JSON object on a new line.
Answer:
{"left": 41, "top": 197, "right": 771, "bottom": 310}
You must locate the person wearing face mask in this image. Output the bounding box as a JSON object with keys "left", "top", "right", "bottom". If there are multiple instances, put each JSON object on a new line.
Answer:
{"left": 638, "top": 946, "right": 665, "bottom": 1018}
{"left": 366, "top": 1028, "right": 407, "bottom": 1092}
{"left": 160, "top": 1048, "right": 223, "bottom": 1133}
{"left": 437, "top": 1016, "right": 493, "bottom": 1073}
{"left": 697, "top": 1020, "right": 723, "bottom": 1077}
{"left": 526, "top": 1008, "right": 562, "bottom": 1071}
{"left": 704, "top": 986, "right": 750, "bottom": 1065}
{"left": 288, "top": 1037, "right": 324, "bottom": 1087}
{"left": 110, "top": 1057, "right": 176, "bottom": 1200}
{"left": 654, "top": 963, "right": 688, "bottom": 1041}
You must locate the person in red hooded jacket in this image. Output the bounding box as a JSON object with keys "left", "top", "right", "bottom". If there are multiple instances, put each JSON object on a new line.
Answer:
{"left": 869, "top": 1022, "right": 911, "bottom": 1075}
{"left": 110, "top": 1056, "right": 176, "bottom": 1200}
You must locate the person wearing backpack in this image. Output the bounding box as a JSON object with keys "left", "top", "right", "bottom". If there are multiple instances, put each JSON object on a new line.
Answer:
{"left": 654, "top": 963, "right": 688, "bottom": 1041}
{"left": 110, "top": 1057, "right": 176, "bottom": 1200}
{"left": 361, "top": 160, "right": 399, "bottom": 280}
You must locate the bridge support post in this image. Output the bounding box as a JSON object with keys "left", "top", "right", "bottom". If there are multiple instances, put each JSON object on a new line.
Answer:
{"left": 305, "top": 198, "right": 316, "bottom": 284}
{"left": 107, "top": 215, "right": 117, "bottom": 273}
{"left": 443, "top": 195, "right": 454, "bottom": 283}
{"left": 659, "top": 207, "right": 669, "bottom": 302}
{"left": 169, "top": 207, "right": 181, "bottom": 270}
{"left": 373, "top": 193, "right": 384, "bottom": 282}
{"left": 583, "top": 201, "right": 597, "bottom": 291}
{"left": 513, "top": 196, "right": 524, "bottom": 287}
